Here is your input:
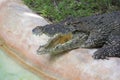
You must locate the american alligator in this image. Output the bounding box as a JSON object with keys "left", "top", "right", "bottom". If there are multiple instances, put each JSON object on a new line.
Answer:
{"left": 33, "top": 11, "right": 120, "bottom": 59}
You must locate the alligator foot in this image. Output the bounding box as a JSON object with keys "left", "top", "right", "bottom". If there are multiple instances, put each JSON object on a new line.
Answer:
{"left": 93, "top": 41, "right": 120, "bottom": 60}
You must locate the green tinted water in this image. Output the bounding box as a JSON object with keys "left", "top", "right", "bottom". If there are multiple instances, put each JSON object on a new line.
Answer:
{"left": 0, "top": 49, "right": 43, "bottom": 80}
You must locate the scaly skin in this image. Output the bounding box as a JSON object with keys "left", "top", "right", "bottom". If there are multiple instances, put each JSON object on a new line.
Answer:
{"left": 66, "top": 11, "right": 120, "bottom": 48}
{"left": 33, "top": 11, "right": 120, "bottom": 59}
{"left": 93, "top": 29, "right": 120, "bottom": 59}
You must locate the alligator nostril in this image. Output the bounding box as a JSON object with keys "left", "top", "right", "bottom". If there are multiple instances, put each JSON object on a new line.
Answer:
{"left": 32, "top": 26, "right": 43, "bottom": 35}
{"left": 32, "top": 28, "right": 36, "bottom": 33}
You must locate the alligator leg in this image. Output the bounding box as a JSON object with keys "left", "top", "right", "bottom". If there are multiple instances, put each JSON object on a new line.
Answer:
{"left": 92, "top": 42, "right": 120, "bottom": 59}
{"left": 93, "top": 32, "right": 120, "bottom": 59}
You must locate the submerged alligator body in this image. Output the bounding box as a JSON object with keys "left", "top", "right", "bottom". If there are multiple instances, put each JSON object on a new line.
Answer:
{"left": 33, "top": 11, "right": 120, "bottom": 59}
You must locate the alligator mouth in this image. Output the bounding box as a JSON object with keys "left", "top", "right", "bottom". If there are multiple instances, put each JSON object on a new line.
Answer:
{"left": 45, "top": 33, "right": 73, "bottom": 48}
